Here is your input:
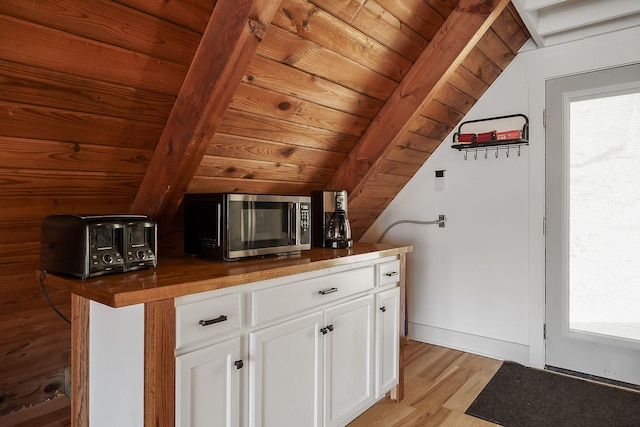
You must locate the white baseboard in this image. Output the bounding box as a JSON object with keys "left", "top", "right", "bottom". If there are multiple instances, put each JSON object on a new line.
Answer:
{"left": 408, "top": 322, "right": 530, "bottom": 365}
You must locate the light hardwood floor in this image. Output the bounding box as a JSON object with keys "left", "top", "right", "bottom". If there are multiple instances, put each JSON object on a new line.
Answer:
{"left": 1, "top": 340, "right": 501, "bottom": 427}
{"left": 349, "top": 340, "right": 503, "bottom": 427}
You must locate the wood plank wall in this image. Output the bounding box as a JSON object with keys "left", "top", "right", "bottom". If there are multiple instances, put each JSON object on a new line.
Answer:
{"left": 189, "top": 0, "right": 427, "bottom": 195}
{"left": 188, "top": 1, "right": 530, "bottom": 242}
{"left": 0, "top": 0, "right": 213, "bottom": 415}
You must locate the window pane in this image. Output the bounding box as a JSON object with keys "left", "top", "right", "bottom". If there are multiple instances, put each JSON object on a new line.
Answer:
{"left": 569, "top": 90, "right": 640, "bottom": 342}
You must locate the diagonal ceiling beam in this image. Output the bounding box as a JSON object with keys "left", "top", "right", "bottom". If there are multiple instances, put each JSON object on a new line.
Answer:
{"left": 326, "top": 0, "right": 511, "bottom": 196}
{"left": 131, "top": 0, "right": 282, "bottom": 229}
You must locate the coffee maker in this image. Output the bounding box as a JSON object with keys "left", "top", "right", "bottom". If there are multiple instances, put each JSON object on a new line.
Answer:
{"left": 311, "top": 190, "right": 353, "bottom": 249}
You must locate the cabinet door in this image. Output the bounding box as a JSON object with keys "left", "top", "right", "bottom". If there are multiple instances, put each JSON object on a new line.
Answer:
{"left": 323, "top": 295, "right": 374, "bottom": 427}
{"left": 249, "top": 311, "right": 324, "bottom": 427}
{"left": 375, "top": 287, "right": 400, "bottom": 398}
{"left": 176, "top": 336, "right": 242, "bottom": 427}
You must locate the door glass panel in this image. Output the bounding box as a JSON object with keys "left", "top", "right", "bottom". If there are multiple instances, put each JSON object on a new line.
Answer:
{"left": 569, "top": 90, "right": 640, "bottom": 343}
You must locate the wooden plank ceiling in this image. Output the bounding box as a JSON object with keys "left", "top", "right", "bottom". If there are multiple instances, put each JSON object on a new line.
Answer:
{"left": 0, "top": 0, "right": 529, "bottom": 415}
{"left": 133, "top": 0, "right": 530, "bottom": 238}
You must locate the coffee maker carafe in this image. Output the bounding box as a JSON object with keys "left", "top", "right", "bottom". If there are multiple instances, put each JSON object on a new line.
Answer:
{"left": 311, "top": 190, "right": 353, "bottom": 249}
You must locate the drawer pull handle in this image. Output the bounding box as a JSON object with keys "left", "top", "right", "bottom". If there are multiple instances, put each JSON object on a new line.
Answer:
{"left": 234, "top": 360, "right": 244, "bottom": 370}
{"left": 384, "top": 271, "right": 398, "bottom": 277}
{"left": 318, "top": 287, "right": 338, "bottom": 295}
{"left": 199, "top": 315, "right": 228, "bottom": 327}
{"left": 380, "top": 306, "right": 387, "bottom": 313}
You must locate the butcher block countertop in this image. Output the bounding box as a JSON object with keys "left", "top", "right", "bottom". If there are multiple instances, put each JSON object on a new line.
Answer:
{"left": 41, "top": 243, "right": 412, "bottom": 308}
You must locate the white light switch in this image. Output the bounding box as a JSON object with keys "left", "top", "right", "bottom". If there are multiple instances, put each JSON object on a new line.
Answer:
{"left": 435, "top": 170, "right": 445, "bottom": 191}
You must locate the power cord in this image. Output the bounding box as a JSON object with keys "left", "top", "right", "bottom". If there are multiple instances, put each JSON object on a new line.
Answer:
{"left": 38, "top": 270, "right": 71, "bottom": 324}
{"left": 377, "top": 217, "right": 446, "bottom": 243}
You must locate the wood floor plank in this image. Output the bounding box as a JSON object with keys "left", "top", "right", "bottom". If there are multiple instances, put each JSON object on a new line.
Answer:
{"left": 348, "top": 398, "right": 417, "bottom": 427}
{"left": 5, "top": 340, "right": 501, "bottom": 427}
{"left": 443, "top": 357, "right": 502, "bottom": 412}
{"left": 348, "top": 340, "right": 503, "bottom": 427}
{"left": 436, "top": 407, "right": 501, "bottom": 427}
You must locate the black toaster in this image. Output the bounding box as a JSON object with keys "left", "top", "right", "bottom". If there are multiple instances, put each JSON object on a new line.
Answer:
{"left": 40, "top": 214, "right": 157, "bottom": 278}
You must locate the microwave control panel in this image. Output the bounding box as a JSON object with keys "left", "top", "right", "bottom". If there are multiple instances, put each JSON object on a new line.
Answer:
{"left": 300, "top": 203, "right": 310, "bottom": 232}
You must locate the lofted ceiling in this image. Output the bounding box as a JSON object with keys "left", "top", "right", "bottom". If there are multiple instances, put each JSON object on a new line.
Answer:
{"left": 130, "top": 0, "right": 532, "bottom": 241}
{"left": 0, "top": 0, "right": 530, "bottom": 249}
{"left": 512, "top": 0, "right": 640, "bottom": 47}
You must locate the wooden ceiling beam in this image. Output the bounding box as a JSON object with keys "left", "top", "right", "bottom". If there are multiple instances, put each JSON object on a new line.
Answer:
{"left": 131, "top": 0, "right": 282, "bottom": 229}
{"left": 326, "top": 0, "right": 511, "bottom": 196}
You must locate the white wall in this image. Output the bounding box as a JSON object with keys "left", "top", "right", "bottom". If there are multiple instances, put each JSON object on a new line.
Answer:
{"left": 361, "top": 25, "right": 640, "bottom": 367}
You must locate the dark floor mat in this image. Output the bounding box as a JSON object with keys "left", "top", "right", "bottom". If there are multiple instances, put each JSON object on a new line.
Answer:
{"left": 466, "top": 361, "right": 640, "bottom": 427}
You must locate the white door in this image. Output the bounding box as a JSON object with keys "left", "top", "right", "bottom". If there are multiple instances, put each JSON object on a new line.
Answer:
{"left": 323, "top": 296, "right": 374, "bottom": 427}
{"left": 545, "top": 63, "right": 640, "bottom": 385}
{"left": 375, "top": 287, "right": 400, "bottom": 398}
{"left": 249, "top": 311, "right": 324, "bottom": 427}
{"left": 176, "top": 336, "right": 242, "bottom": 427}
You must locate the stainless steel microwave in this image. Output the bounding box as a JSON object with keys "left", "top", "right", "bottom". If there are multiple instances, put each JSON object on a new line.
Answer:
{"left": 183, "top": 193, "right": 311, "bottom": 260}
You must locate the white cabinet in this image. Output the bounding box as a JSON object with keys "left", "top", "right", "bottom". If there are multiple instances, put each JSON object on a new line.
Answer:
{"left": 375, "top": 287, "right": 400, "bottom": 398}
{"left": 376, "top": 259, "right": 401, "bottom": 289}
{"left": 249, "top": 311, "right": 324, "bottom": 427}
{"left": 176, "top": 292, "right": 243, "bottom": 350}
{"left": 323, "top": 296, "right": 374, "bottom": 427}
{"left": 176, "top": 336, "right": 243, "bottom": 427}
{"left": 250, "top": 266, "right": 373, "bottom": 326}
{"left": 176, "top": 257, "right": 402, "bottom": 427}
{"left": 250, "top": 296, "right": 374, "bottom": 427}
{"left": 175, "top": 290, "right": 246, "bottom": 427}
{"left": 68, "top": 247, "right": 409, "bottom": 427}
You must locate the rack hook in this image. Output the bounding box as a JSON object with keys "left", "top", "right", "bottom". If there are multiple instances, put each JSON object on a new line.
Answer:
{"left": 484, "top": 148, "right": 488, "bottom": 159}
{"left": 464, "top": 150, "right": 468, "bottom": 161}
{"left": 507, "top": 146, "right": 510, "bottom": 158}
{"left": 518, "top": 145, "right": 521, "bottom": 157}
{"left": 474, "top": 149, "right": 478, "bottom": 160}
{"left": 495, "top": 148, "right": 499, "bottom": 158}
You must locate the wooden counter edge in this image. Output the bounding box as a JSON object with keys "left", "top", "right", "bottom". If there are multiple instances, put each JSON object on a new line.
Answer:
{"left": 145, "top": 299, "right": 175, "bottom": 426}
{"left": 71, "top": 295, "right": 89, "bottom": 427}
{"left": 38, "top": 244, "right": 413, "bottom": 308}
{"left": 391, "top": 252, "right": 407, "bottom": 402}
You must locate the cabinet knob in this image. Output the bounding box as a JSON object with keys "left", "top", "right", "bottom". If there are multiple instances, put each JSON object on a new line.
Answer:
{"left": 380, "top": 306, "right": 387, "bottom": 313}
{"left": 326, "top": 324, "right": 334, "bottom": 332}
{"left": 234, "top": 360, "right": 244, "bottom": 370}
{"left": 320, "top": 327, "right": 328, "bottom": 335}
{"left": 199, "top": 315, "right": 228, "bottom": 327}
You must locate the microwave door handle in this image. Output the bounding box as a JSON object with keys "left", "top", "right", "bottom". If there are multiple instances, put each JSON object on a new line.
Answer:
{"left": 248, "top": 201, "right": 256, "bottom": 247}
{"left": 289, "top": 202, "right": 296, "bottom": 244}
{"left": 216, "top": 202, "right": 221, "bottom": 245}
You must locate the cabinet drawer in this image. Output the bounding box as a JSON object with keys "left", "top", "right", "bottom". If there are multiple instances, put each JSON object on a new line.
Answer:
{"left": 176, "top": 293, "right": 242, "bottom": 350}
{"left": 251, "top": 266, "right": 374, "bottom": 326}
{"left": 376, "top": 259, "right": 400, "bottom": 287}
